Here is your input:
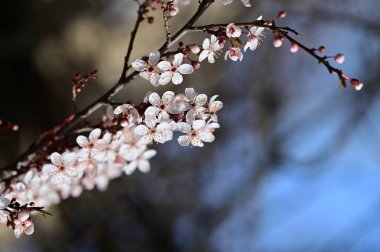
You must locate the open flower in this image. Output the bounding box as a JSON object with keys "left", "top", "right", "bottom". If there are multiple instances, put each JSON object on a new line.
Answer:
{"left": 132, "top": 51, "right": 161, "bottom": 86}
{"left": 226, "top": 23, "right": 242, "bottom": 38}
{"left": 123, "top": 146, "right": 157, "bottom": 175}
{"left": 145, "top": 91, "right": 179, "bottom": 122}
{"left": 157, "top": 53, "right": 194, "bottom": 85}
{"left": 224, "top": 47, "right": 243, "bottom": 61}
{"left": 199, "top": 35, "right": 224, "bottom": 63}
{"left": 13, "top": 211, "right": 34, "bottom": 238}
{"left": 177, "top": 120, "right": 217, "bottom": 147}
{"left": 244, "top": 16, "right": 265, "bottom": 52}
{"left": 114, "top": 104, "right": 141, "bottom": 126}
{"left": 42, "top": 152, "right": 79, "bottom": 185}
{"left": 134, "top": 119, "right": 173, "bottom": 144}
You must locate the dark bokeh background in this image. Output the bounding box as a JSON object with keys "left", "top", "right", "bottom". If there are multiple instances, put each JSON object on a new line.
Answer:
{"left": 1, "top": 0, "right": 380, "bottom": 251}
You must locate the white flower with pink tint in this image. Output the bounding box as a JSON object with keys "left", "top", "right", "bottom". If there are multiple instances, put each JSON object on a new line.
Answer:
{"left": 224, "top": 47, "right": 243, "bottom": 61}
{"left": 244, "top": 16, "right": 265, "bottom": 52}
{"left": 132, "top": 51, "right": 161, "bottom": 86}
{"left": 199, "top": 35, "right": 224, "bottom": 63}
{"left": 123, "top": 146, "right": 157, "bottom": 175}
{"left": 13, "top": 211, "right": 34, "bottom": 238}
{"left": 114, "top": 104, "right": 141, "bottom": 126}
{"left": 145, "top": 91, "right": 180, "bottom": 122}
{"left": 42, "top": 152, "right": 79, "bottom": 185}
{"left": 177, "top": 119, "right": 217, "bottom": 147}
{"left": 157, "top": 53, "right": 194, "bottom": 85}
{"left": 226, "top": 23, "right": 242, "bottom": 38}
{"left": 134, "top": 119, "right": 173, "bottom": 144}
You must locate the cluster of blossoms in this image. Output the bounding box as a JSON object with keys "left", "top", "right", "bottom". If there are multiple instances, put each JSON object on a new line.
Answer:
{"left": 0, "top": 88, "right": 222, "bottom": 238}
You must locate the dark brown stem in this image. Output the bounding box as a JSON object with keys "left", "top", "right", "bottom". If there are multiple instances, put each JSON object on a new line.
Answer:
{"left": 191, "top": 20, "right": 345, "bottom": 82}
{"left": 119, "top": 0, "right": 148, "bottom": 83}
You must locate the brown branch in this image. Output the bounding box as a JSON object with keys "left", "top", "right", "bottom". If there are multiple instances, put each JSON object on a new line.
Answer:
{"left": 190, "top": 20, "right": 346, "bottom": 83}
{"left": 119, "top": 0, "right": 149, "bottom": 83}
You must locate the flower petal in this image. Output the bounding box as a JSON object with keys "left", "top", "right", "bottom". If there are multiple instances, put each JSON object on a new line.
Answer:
{"left": 149, "top": 51, "right": 161, "bottom": 65}
{"left": 76, "top": 136, "right": 89, "bottom": 148}
{"left": 159, "top": 71, "right": 172, "bottom": 85}
{"left": 157, "top": 61, "right": 171, "bottom": 71}
{"left": 89, "top": 128, "right": 101, "bottom": 142}
{"left": 199, "top": 50, "right": 209, "bottom": 62}
{"left": 172, "top": 72, "right": 183, "bottom": 85}
{"left": 173, "top": 53, "right": 184, "bottom": 66}
{"left": 131, "top": 59, "right": 147, "bottom": 71}
{"left": 149, "top": 92, "right": 161, "bottom": 106}
{"left": 50, "top": 152, "right": 62, "bottom": 166}
{"left": 178, "top": 64, "right": 194, "bottom": 74}
{"left": 138, "top": 160, "right": 151, "bottom": 173}
{"left": 193, "top": 120, "right": 206, "bottom": 131}
{"left": 134, "top": 125, "right": 149, "bottom": 136}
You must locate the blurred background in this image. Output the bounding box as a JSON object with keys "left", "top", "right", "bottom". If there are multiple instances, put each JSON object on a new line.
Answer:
{"left": 0, "top": 0, "right": 379, "bottom": 251}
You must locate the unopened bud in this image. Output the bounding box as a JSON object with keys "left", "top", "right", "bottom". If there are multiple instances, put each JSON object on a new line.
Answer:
{"left": 273, "top": 36, "right": 284, "bottom": 48}
{"left": 168, "top": 4, "right": 178, "bottom": 16}
{"left": 11, "top": 124, "right": 19, "bottom": 131}
{"left": 318, "top": 46, "right": 326, "bottom": 53}
{"left": 290, "top": 43, "right": 299, "bottom": 53}
{"left": 334, "top": 53, "right": 345, "bottom": 64}
{"left": 192, "top": 61, "right": 201, "bottom": 70}
{"left": 350, "top": 79, "right": 363, "bottom": 91}
{"left": 277, "top": 11, "right": 286, "bottom": 19}
{"left": 190, "top": 44, "right": 201, "bottom": 54}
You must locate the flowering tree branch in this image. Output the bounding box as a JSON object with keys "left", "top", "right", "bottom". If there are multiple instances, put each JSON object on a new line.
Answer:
{"left": 0, "top": 0, "right": 364, "bottom": 238}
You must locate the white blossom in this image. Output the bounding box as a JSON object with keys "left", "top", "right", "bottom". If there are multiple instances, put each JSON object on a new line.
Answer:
{"left": 199, "top": 35, "right": 224, "bottom": 63}
{"left": 224, "top": 47, "right": 243, "bottom": 61}
{"left": 226, "top": 23, "right": 242, "bottom": 38}
{"left": 42, "top": 152, "right": 79, "bottom": 185}
{"left": 157, "top": 53, "right": 194, "bottom": 85}
{"left": 177, "top": 120, "right": 217, "bottom": 147}
{"left": 132, "top": 51, "right": 161, "bottom": 86}
{"left": 13, "top": 211, "right": 34, "bottom": 238}
{"left": 244, "top": 16, "right": 265, "bottom": 52}
{"left": 123, "top": 147, "right": 157, "bottom": 175}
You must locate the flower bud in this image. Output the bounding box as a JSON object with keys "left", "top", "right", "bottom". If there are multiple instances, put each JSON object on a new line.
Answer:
{"left": 334, "top": 54, "right": 345, "bottom": 64}
{"left": 168, "top": 4, "right": 178, "bottom": 16}
{"left": 273, "top": 36, "right": 284, "bottom": 48}
{"left": 318, "top": 46, "right": 326, "bottom": 53}
{"left": 350, "top": 79, "right": 363, "bottom": 91}
{"left": 277, "top": 11, "right": 286, "bottom": 19}
{"left": 189, "top": 44, "right": 201, "bottom": 54}
{"left": 290, "top": 43, "right": 299, "bottom": 53}
{"left": 192, "top": 61, "right": 201, "bottom": 70}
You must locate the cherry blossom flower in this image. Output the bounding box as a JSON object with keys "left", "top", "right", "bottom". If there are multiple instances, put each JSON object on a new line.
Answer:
{"left": 76, "top": 128, "right": 106, "bottom": 160}
{"left": 225, "top": 47, "right": 243, "bottom": 61}
{"left": 114, "top": 104, "right": 141, "bottom": 126}
{"left": 132, "top": 51, "right": 161, "bottom": 86}
{"left": 226, "top": 23, "right": 242, "bottom": 38}
{"left": 13, "top": 211, "right": 34, "bottom": 238}
{"left": 244, "top": 16, "right": 266, "bottom": 52}
{"left": 177, "top": 120, "right": 217, "bottom": 147}
{"left": 222, "top": 0, "right": 251, "bottom": 7}
{"left": 205, "top": 94, "right": 223, "bottom": 122}
{"left": 182, "top": 88, "right": 208, "bottom": 124}
{"left": 157, "top": 53, "right": 194, "bottom": 85}
{"left": 145, "top": 91, "right": 179, "bottom": 122}
{"left": 134, "top": 119, "right": 173, "bottom": 144}
{"left": 42, "top": 152, "right": 79, "bottom": 185}
{"left": 199, "top": 35, "right": 224, "bottom": 63}
{"left": 123, "top": 146, "right": 157, "bottom": 175}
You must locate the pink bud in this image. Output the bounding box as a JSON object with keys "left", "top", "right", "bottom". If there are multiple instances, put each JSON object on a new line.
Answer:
{"left": 290, "top": 43, "right": 299, "bottom": 53}
{"left": 192, "top": 61, "right": 201, "bottom": 70}
{"left": 318, "top": 46, "right": 326, "bottom": 53}
{"left": 168, "top": 4, "right": 178, "bottom": 16}
{"left": 350, "top": 79, "right": 363, "bottom": 91}
{"left": 190, "top": 44, "right": 201, "bottom": 54}
{"left": 277, "top": 11, "right": 286, "bottom": 19}
{"left": 334, "top": 54, "right": 345, "bottom": 64}
{"left": 273, "top": 37, "right": 284, "bottom": 48}
{"left": 11, "top": 124, "right": 19, "bottom": 131}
